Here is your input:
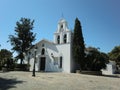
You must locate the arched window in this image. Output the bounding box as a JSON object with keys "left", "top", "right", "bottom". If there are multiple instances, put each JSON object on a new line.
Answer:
{"left": 41, "top": 48, "right": 45, "bottom": 55}
{"left": 57, "top": 35, "right": 60, "bottom": 44}
{"left": 61, "top": 24, "right": 63, "bottom": 29}
{"left": 63, "top": 34, "right": 67, "bottom": 43}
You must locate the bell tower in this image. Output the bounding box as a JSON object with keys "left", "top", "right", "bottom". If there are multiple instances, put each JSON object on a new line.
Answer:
{"left": 54, "top": 19, "right": 72, "bottom": 44}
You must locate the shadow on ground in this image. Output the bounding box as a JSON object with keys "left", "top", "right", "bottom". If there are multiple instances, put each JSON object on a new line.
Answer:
{"left": 102, "top": 75, "right": 120, "bottom": 78}
{"left": 0, "top": 77, "right": 24, "bottom": 90}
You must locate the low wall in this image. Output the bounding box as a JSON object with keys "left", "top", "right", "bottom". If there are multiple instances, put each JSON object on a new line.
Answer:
{"left": 76, "top": 70, "right": 102, "bottom": 75}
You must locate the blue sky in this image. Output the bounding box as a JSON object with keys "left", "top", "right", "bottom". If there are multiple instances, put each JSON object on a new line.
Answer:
{"left": 0, "top": 0, "right": 120, "bottom": 54}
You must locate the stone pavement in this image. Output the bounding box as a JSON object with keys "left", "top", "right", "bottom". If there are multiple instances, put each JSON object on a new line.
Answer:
{"left": 0, "top": 71, "right": 120, "bottom": 90}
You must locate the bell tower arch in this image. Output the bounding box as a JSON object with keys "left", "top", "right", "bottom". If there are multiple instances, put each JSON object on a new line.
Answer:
{"left": 54, "top": 19, "right": 72, "bottom": 44}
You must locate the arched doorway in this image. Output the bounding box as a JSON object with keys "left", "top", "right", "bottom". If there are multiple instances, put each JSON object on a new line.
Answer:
{"left": 40, "top": 57, "right": 46, "bottom": 71}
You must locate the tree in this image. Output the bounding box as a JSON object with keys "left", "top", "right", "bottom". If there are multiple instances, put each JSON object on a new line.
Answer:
{"left": 9, "top": 18, "right": 36, "bottom": 65}
{"left": 0, "top": 49, "right": 13, "bottom": 69}
{"left": 72, "top": 18, "right": 85, "bottom": 71}
{"left": 108, "top": 46, "right": 120, "bottom": 66}
{"left": 85, "top": 47, "right": 109, "bottom": 71}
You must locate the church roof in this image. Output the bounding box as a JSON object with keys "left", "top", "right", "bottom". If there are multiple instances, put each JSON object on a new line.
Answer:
{"left": 27, "top": 39, "right": 54, "bottom": 51}
{"left": 29, "top": 39, "right": 54, "bottom": 50}
{"left": 36, "top": 38, "right": 54, "bottom": 45}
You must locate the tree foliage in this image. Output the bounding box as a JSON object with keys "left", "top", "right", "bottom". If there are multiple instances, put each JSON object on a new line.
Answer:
{"left": 108, "top": 46, "right": 120, "bottom": 65}
{"left": 85, "top": 47, "right": 109, "bottom": 71}
{"left": 0, "top": 49, "right": 13, "bottom": 69}
{"left": 72, "top": 18, "right": 85, "bottom": 70}
{"left": 9, "top": 18, "right": 36, "bottom": 65}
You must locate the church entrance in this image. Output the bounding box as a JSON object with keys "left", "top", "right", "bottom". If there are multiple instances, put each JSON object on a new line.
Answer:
{"left": 40, "top": 57, "right": 46, "bottom": 71}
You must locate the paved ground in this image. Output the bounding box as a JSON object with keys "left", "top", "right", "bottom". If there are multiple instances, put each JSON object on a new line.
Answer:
{"left": 0, "top": 71, "right": 120, "bottom": 90}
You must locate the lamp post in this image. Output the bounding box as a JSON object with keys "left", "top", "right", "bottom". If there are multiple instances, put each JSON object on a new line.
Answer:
{"left": 32, "top": 46, "right": 37, "bottom": 77}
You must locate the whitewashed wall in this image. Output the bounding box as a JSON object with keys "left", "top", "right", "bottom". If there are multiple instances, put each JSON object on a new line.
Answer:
{"left": 28, "top": 40, "right": 73, "bottom": 73}
{"left": 56, "top": 44, "right": 71, "bottom": 73}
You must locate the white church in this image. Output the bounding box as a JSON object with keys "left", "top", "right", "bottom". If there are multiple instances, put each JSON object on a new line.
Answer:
{"left": 25, "top": 18, "right": 75, "bottom": 73}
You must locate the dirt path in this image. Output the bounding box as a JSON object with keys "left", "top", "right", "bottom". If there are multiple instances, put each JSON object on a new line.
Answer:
{"left": 0, "top": 71, "right": 120, "bottom": 90}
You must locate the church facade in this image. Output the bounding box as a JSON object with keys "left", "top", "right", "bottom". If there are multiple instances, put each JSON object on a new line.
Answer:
{"left": 25, "top": 19, "right": 75, "bottom": 73}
